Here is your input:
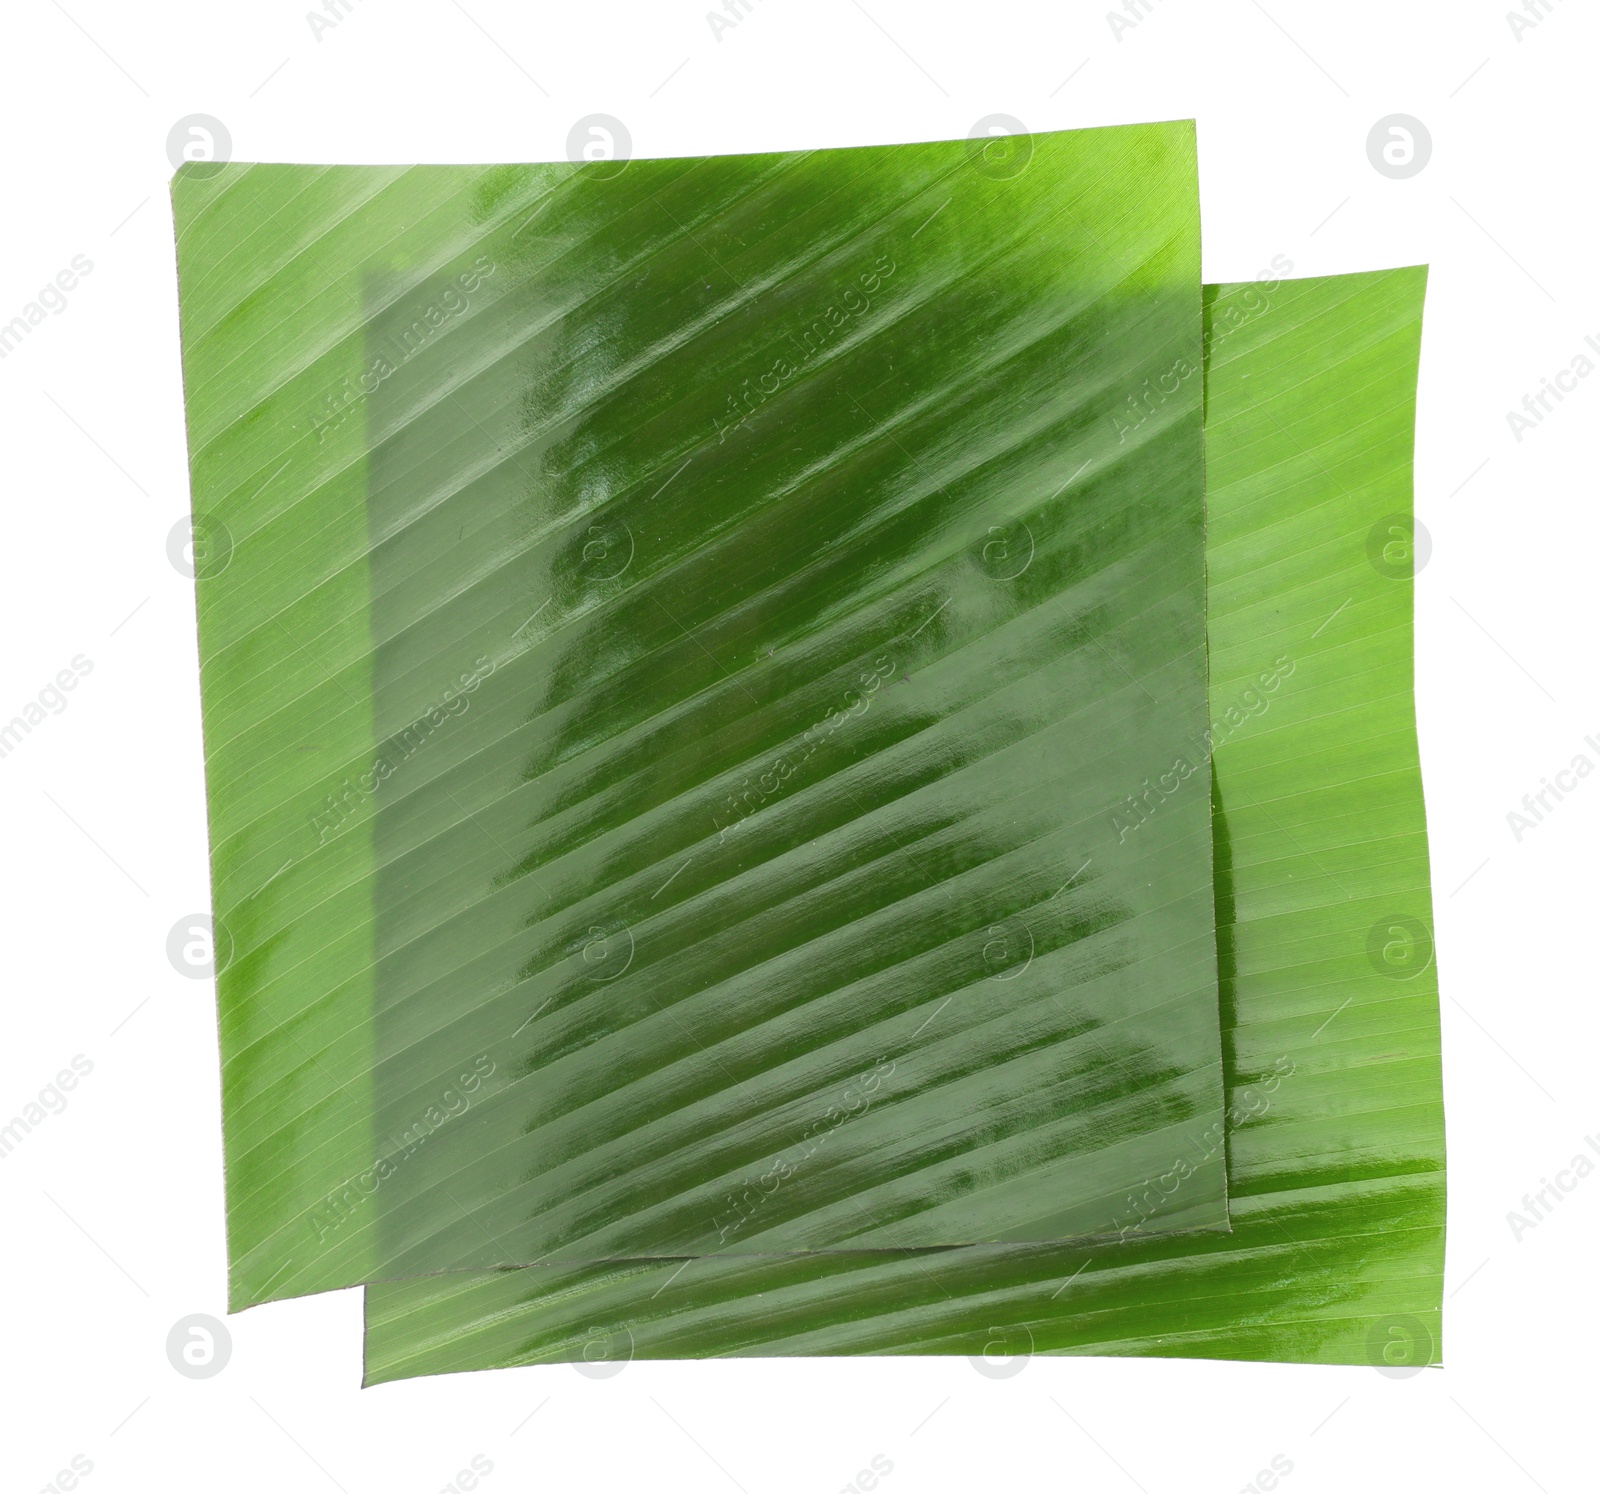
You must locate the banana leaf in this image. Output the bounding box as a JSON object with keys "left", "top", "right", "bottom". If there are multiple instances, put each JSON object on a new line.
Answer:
{"left": 360, "top": 266, "right": 1444, "bottom": 1381}
{"left": 172, "top": 124, "right": 1229, "bottom": 1308}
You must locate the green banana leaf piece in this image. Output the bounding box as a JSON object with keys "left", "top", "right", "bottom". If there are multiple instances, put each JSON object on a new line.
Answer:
{"left": 360, "top": 266, "right": 1444, "bottom": 1381}
{"left": 173, "top": 124, "right": 1230, "bottom": 1308}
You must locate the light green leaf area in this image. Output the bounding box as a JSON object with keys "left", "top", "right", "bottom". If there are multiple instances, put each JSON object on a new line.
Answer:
{"left": 173, "top": 123, "right": 1229, "bottom": 1309}
{"left": 361, "top": 267, "right": 1444, "bottom": 1382}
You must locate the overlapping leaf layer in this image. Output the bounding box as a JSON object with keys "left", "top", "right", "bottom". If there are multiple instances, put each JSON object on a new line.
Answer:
{"left": 173, "top": 124, "right": 1231, "bottom": 1309}
{"left": 360, "top": 268, "right": 1444, "bottom": 1382}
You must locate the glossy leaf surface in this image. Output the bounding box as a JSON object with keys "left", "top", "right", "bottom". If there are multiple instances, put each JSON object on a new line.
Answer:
{"left": 361, "top": 267, "right": 1444, "bottom": 1381}
{"left": 173, "top": 124, "right": 1226, "bottom": 1307}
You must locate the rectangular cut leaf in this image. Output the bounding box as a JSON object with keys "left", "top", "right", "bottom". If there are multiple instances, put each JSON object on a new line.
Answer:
{"left": 360, "top": 267, "right": 1444, "bottom": 1381}
{"left": 172, "top": 124, "right": 1227, "bottom": 1307}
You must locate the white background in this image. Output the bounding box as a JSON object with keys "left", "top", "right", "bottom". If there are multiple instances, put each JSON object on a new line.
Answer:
{"left": 1, "top": 0, "right": 1593, "bottom": 1489}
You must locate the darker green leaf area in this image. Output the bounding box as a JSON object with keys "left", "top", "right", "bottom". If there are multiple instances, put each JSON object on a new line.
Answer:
{"left": 358, "top": 128, "right": 1222, "bottom": 1267}
{"left": 362, "top": 267, "right": 1445, "bottom": 1380}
